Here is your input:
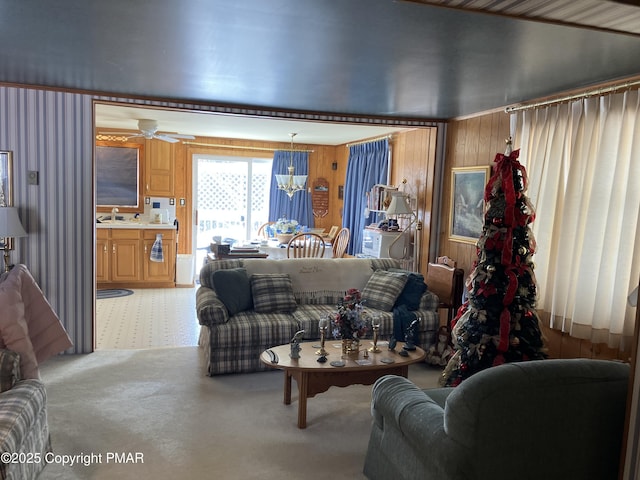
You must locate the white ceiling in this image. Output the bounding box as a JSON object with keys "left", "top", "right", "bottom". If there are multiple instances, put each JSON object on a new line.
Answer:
{"left": 95, "top": 104, "right": 411, "bottom": 146}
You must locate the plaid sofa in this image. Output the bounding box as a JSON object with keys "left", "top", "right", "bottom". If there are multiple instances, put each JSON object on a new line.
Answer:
{"left": 0, "top": 349, "right": 50, "bottom": 480}
{"left": 196, "top": 258, "right": 440, "bottom": 375}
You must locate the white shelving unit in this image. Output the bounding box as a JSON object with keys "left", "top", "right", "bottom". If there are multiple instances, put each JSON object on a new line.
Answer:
{"left": 367, "top": 184, "right": 398, "bottom": 213}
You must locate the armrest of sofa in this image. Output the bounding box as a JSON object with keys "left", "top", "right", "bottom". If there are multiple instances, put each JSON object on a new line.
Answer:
{"left": 0, "top": 378, "right": 48, "bottom": 456}
{"left": 195, "top": 286, "right": 229, "bottom": 327}
{"left": 419, "top": 289, "right": 439, "bottom": 311}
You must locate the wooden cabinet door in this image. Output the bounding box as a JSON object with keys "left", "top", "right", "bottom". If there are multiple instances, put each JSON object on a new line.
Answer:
{"left": 142, "top": 231, "right": 175, "bottom": 282}
{"left": 145, "top": 141, "right": 175, "bottom": 196}
{"left": 111, "top": 238, "right": 141, "bottom": 282}
{"left": 96, "top": 235, "right": 110, "bottom": 283}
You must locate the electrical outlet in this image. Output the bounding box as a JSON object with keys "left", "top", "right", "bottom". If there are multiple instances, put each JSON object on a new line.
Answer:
{"left": 27, "top": 171, "right": 39, "bottom": 185}
{"left": 170, "top": 198, "right": 175, "bottom": 205}
{"left": 145, "top": 197, "right": 150, "bottom": 204}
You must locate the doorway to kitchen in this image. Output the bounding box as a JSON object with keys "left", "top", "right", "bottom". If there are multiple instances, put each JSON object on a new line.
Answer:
{"left": 194, "top": 154, "right": 272, "bottom": 275}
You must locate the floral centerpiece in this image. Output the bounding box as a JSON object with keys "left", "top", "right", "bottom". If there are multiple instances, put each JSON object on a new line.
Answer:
{"left": 271, "top": 216, "right": 302, "bottom": 244}
{"left": 332, "top": 288, "right": 369, "bottom": 355}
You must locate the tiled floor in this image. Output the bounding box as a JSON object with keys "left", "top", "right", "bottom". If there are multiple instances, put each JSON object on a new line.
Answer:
{"left": 96, "top": 287, "right": 201, "bottom": 350}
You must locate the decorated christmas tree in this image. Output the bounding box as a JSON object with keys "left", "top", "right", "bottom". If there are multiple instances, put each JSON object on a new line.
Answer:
{"left": 441, "top": 145, "right": 547, "bottom": 387}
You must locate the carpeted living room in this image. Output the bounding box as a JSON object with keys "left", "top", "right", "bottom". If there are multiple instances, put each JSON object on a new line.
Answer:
{"left": 3, "top": 1, "right": 640, "bottom": 479}
{"left": 38, "top": 347, "right": 442, "bottom": 480}
{"left": 38, "top": 259, "right": 444, "bottom": 479}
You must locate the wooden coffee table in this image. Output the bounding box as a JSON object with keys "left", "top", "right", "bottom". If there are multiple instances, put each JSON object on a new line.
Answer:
{"left": 260, "top": 340, "right": 426, "bottom": 428}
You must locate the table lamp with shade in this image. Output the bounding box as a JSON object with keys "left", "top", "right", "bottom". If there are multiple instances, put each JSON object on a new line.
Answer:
{"left": 385, "top": 191, "right": 416, "bottom": 270}
{"left": 0, "top": 207, "right": 27, "bottom": 272}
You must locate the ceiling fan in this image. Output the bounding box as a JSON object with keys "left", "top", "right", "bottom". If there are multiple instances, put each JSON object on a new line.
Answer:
{"left": 101, "top": 119, "right": 195, "bottom": 143}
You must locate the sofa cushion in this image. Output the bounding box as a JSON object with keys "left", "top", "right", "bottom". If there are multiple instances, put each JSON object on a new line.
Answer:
{"left": 212, "top": 268, "right": 253, "bottom": 315}
{"left": 389, "top": 268, "right": 427, "bottom": 311}
{"left": 208, "top": 310, "right": 299, "bottom": 349}
{"left": 251, "top": 273, "right": 297, "bottom": 313}
{"left": 292, "top": 305, "right": 337, "bottom": 339}
{"left": 0, "top": 349, "right": 20, "bottom": 393}
{"left": 362, "top": 270, "right": 408, "bottom": 312}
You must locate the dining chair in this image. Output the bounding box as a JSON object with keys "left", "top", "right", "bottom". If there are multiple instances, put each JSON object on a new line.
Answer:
{"left": 331, "top": 227, "right": 350, "bottom": 258}
{"left": 425, "top": 256, "right": 464, "bottom": 328}
{"left": 322, "top": 225, "right": 340, "bottom": 244}
{"left": 286, "top": 233, "right": 326, "bottom": 258}
{"left": 257, "top": 222, "right": 275, "bottom": 239}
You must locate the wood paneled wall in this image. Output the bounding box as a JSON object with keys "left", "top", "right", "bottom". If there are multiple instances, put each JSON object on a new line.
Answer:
{"left": 389, "top": 128, "right": 438, "bottom": 275}
{"left": 440, "top": 111, "right": 630, "bottom": 361}
{"left": 439, "top": 112, "right": 511, "bottom": 278}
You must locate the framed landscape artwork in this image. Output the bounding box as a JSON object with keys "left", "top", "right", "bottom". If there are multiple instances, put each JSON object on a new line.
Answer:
{"left": 449, "top": 165, "right": 491, "bottom": 244}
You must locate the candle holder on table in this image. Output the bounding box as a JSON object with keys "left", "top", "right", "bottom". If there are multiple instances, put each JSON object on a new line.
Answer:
{"left": 316, "top": 315, "right": 329, "bottom": 356}
{"left": 368, "top": 316, "right": 381, "bottom": 353}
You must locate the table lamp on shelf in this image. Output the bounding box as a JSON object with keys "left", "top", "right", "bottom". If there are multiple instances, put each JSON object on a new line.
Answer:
{"left": 385, "top": 192, "right": 416, "bottom": 268}
{"left": 0, "top": 207, "right": 27, "bottom": 272}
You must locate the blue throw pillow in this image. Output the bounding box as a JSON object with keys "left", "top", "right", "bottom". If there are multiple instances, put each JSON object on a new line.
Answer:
{"left": 390, "top": 268, "right": 427, "bottom": 311}
{"left": 212, "top": 268, "right": 253, "bottom": 315}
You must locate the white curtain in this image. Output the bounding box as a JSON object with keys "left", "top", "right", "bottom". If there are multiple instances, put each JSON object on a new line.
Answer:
{"left": 512, "top": 89, "right": 640, "bottom": 349}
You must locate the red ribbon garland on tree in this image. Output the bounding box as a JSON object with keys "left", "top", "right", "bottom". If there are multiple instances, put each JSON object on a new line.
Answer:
{"left": 483, "top": 149, "right": 530, "bottom": 352}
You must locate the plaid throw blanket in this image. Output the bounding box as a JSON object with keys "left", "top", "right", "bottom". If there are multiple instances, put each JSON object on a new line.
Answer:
{"left": 150, "top": 234, "right": 164, "bottom": 262}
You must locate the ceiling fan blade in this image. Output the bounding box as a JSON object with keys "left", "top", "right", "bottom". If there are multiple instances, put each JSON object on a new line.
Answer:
{"left": 154, "top": 134, "right": 180, "bottom": 143}
{"left": 164, "top": 133, "right": 195, "bottom": 140}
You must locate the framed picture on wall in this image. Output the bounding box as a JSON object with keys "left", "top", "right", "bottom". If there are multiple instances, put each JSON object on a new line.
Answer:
{"left": 0, "top": 150, "right": 14, "bottom": 250}
{"left": 0, "top": 150, "right": 12, "bottom": 207}
{"left": 449, "top": 165, "right": 490, "bottom": 244}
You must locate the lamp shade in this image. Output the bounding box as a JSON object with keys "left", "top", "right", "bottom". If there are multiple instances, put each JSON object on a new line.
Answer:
{"left": 386, "top": 193, "right": 413, "bottom": 216}
{"left": 0, "top": 207, "right": 27, "bottom": 238}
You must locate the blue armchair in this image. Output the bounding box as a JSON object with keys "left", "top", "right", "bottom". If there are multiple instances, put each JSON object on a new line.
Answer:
{"left": 364, "top": 359, "right": 629, "bottom": 480}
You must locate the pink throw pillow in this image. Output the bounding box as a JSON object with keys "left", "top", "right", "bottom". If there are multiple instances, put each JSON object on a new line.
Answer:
{"left": 0, "top": 289, "right": 40, "bottom": 379}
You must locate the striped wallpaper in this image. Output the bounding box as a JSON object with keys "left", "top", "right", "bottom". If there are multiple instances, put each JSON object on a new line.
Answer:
{"left": 0, "top": 86, "right": 94, "bottom": 353}
{"left": 0, "top": 87, "right": 202, "bottom": 354}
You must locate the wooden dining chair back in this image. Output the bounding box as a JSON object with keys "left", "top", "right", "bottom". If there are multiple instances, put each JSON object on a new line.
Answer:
{"left": 286, "top": 233, "right": 327, "bottom": 258}
{"left": 332, "top": 228, "right": 350, "bottom": 258}
{"left": 425, "top": 256, "right": 464, "bottom": 328}
{"left": 323, "top": 225, "right": 339, "bottom": 244}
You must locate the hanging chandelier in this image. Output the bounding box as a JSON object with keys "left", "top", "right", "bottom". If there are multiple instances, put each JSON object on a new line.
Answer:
{"left": 275, "top": 133, "right": 307, "bottom": 199}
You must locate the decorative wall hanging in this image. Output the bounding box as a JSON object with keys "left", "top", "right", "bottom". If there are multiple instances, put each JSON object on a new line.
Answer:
{"left": 312, "top": 178, "right": 329, "bottom": 218}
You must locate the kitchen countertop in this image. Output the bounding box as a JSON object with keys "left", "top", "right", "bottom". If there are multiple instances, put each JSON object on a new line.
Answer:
{"left": 96, "top": 222, "right": 177, "bottom": 230}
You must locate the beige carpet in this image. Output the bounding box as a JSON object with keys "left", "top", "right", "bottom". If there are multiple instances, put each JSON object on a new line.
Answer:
{"left": 38, "top": 346, "right": 442, "bottom": 480}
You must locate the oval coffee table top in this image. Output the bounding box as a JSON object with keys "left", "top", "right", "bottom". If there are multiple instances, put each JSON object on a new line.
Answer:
{"left": 260, "top": 340, "right": 426, "bottom": 372}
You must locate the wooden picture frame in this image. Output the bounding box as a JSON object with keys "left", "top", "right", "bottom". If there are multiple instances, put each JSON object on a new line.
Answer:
{"left": 0, "top": 150, "right": 14, "bottom": 250}
{"left": 449, "top": 165, "right": 490, "bottom": 244}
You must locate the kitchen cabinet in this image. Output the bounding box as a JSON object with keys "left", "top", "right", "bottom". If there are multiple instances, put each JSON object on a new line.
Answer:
{"left": 97, "top": 227, "right": 176, "bottom": 288}
{"left": 96, "top": 229, "right": 109, "bottom": 283}
{"left": 110, "top": 230, "right": 142, "bottom": 282}
{"left": 142, "top": 230, "right": 176, "bottom": 282}
{"left": 145, "top": 140, "right": 175, "bottom": 197}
